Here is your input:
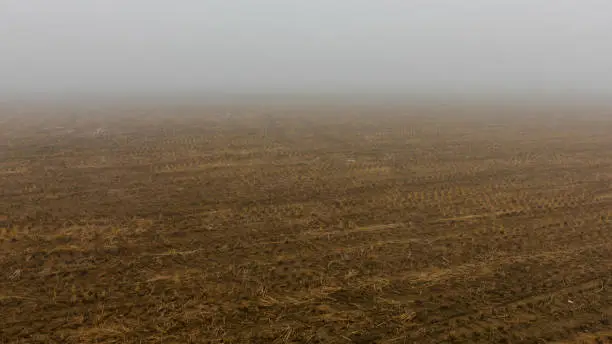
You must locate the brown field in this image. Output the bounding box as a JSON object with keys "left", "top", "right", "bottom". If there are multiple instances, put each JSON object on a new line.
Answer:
{"left": 0, "top": 103, "right": 611, "bottom": 343}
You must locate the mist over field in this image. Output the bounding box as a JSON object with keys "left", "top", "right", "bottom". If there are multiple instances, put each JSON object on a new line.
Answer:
{"left": 2, "top": 0, "right": 612, "bottom": 102}
{"left": 3, "top": 2, "right": 612, "bottom": 343}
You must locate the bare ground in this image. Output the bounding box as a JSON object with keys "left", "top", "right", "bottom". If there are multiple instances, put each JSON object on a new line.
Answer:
{"left": 0, "top": 103, "right": 611, "bottom": 343}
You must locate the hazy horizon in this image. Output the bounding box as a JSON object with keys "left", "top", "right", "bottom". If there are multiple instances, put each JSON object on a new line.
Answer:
{"left": 2, "top": 1, "right": 612, "bottom": 101}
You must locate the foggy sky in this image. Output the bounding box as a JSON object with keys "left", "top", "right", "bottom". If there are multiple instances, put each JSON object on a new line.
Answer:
{"left": 2, "top": 1, "right": 612, "bottom": 98}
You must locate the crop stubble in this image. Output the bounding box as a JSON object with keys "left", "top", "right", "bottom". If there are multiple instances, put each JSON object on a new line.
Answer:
{"left": 0, "top": 104, "right": 611, "bottom": 343}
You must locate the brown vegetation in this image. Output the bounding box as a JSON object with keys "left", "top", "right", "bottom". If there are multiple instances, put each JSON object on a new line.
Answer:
{"left": 0, "top": 103, "right": 611, "bottom": 343}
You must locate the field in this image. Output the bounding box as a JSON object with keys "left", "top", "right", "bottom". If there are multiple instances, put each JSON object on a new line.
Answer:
{"left": 0, "top": 102, "right": 611, "bottom": 343}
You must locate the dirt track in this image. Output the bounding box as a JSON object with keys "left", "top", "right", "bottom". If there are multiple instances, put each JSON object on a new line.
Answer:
{"left": 1, "top": 104, "right": 611, "bottom": 343}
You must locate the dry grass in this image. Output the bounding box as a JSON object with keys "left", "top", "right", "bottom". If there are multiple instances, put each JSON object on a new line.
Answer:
{"left": 1, "top": 103, "right": 611, "bottom": 343}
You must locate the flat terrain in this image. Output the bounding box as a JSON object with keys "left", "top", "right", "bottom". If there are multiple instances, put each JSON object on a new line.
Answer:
{"left": 0, "top": 103, "right": 611, "bottom": 343}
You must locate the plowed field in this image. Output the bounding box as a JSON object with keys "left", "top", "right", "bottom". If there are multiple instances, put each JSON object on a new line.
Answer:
{"left": 1, "top": 104, "right": 611, "bottom": 343}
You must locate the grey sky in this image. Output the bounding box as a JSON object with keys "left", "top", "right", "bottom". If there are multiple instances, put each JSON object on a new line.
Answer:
{"left": 1, "top": 0, "right": 612, "bottom": 97}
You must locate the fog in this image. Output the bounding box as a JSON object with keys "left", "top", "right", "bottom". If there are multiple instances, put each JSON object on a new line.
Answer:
{"left": 2, "top": 1, "right": 612, "bottom": 100}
